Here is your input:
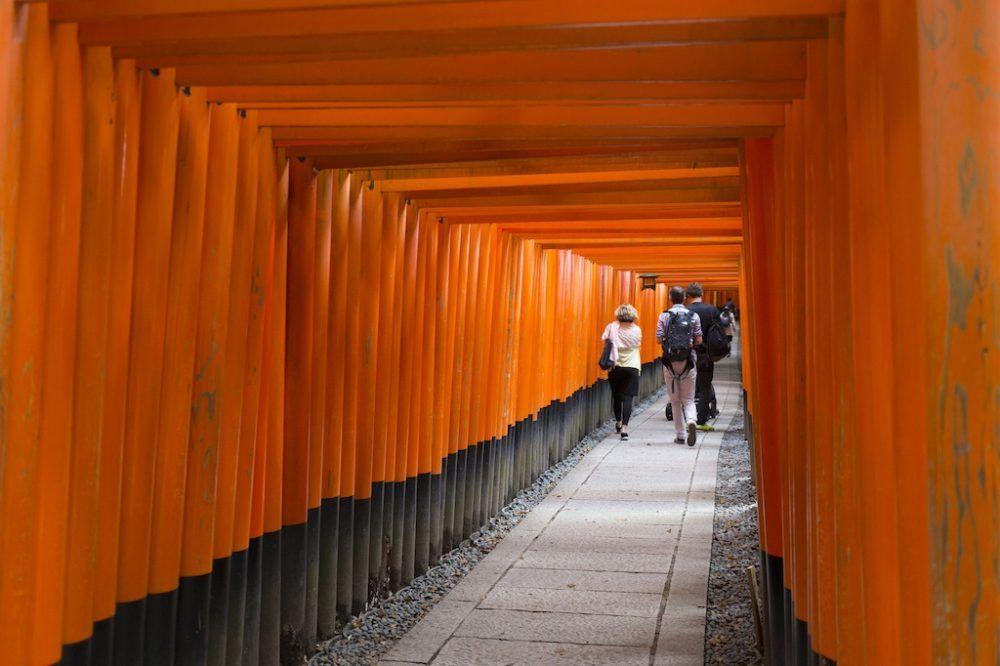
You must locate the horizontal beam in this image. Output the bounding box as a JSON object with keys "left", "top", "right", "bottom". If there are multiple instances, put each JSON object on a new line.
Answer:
{"left": 606, "top": 264, "right": 739, "bottom": 271}
{"left": 440, "top": 203, "right": 742, "bottom": 223}
{"left": 416, "top": 188, "right": 741, "bottom": 210}
{"left": 70, "top": 1, "right": 844, "bottom": 42}
{"left": 572, "top": 244, "right": 742, "bottom": 256}
{"left": 379, "top": 167, "right": 739, "bottom": 193}
{"left": 256, "top": 104, "right": 785, "bottom": 128}
{"left": 171, "top": 42, "right": 806, "bottom": 86}
{"left": 115, "top": 19, "right": 828, "bottom": 66}
{"left": 272, "top": 126, "right": 774, "bottom": 142}
{"left": 495, "top": 218, "right": 743, "bottom": 233}
{"left": 356, "top": 148, "right": 739, "bottom": 179}
{"left": 310, "top": 146, "right": 727, "bottom": 170}
{"left": 534, "top": 237, "right": 744, "bottom": 249}
{"left": 49, "top": 0, "right": 432, "bottom": 19}
{"left": 299, "top": 138, "right": 737, "bottom": 155}
{"left": 401, "top": 176, "right": 739, "bottom": 201}
{"left": 203, "top": 81, "right": 806, "bottom": 104}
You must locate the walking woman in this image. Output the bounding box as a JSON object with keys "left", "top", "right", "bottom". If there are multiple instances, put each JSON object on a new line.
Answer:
{"left": 601, "top": 304, "right": 643, "bottom": 440}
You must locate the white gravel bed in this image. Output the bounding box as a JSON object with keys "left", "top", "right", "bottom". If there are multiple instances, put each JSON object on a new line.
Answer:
{"left": 703, "top": 408, "right": 763, "bottom": 665}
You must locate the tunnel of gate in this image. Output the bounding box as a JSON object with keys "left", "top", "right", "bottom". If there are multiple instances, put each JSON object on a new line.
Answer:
{"left": 0, "top": 2, "right": 995, "bottom": 666}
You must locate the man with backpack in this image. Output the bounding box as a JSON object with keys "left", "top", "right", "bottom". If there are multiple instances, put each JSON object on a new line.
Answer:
{"left": 657, "top": 285, "right": 702, "bottom": 446}
{"left": 685, "top": 282, "right": 730, "bottom": 430}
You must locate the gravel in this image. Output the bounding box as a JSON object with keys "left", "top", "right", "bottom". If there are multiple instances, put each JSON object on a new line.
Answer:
{"left": 703, "top": 406, "right": 764, "bottom": 665}
{"left": 309, "top": 385, "right": 666, "bottom": 666}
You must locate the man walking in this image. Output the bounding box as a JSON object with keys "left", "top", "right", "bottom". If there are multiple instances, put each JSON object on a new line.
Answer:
{"left": 657, "top": 285, "right": 702, "bottom": 446}
{"left": 685, "top": 282, "right": 722, "bottom": 430}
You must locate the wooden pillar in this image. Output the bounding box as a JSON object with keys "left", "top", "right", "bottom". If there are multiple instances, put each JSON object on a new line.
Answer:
{"left": 113, "top": 66, "right": 180, "bottom": 666}
{"left": 914, "top": 0, "right": 997, "bottom": 661}
{"left": 62, "top": 43, "right": 116, "bottom": 662}
{"left": 281, "top": 156, "right": 316, "bottom": 655}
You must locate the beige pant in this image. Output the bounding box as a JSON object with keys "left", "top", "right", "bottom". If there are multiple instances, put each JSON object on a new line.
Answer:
{"left": 663, "top": 360, "right": 697, "bottom": 435}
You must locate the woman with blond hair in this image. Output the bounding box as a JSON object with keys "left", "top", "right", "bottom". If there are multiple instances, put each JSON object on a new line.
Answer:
{"left": 601, "top": 303, "right": 643, "bottom": 440}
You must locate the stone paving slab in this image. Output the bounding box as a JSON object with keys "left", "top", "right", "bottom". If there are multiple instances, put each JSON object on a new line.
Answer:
{"left": 479, "top": 585, "right": 662, "bottom": 617}
{"left": 559, "top": 499, "right": 688, "bottom": 524}
{"left": 529, "top": 533, "right": 676, "bottom": 555}
{"left": 382, "top": 600, "right": 478, "bottom": 663}
{"left": 576, "top": 473, "right": 692, "bottom": 487}
{"left": 513, "top": 549, "right": 672, "bottom": 574}
{"left": 571, "top": 486, "right": 696, "bottom": 502}
{"left": 379, "top": 357, "right": 741, "bottom": 665}
{"left": 433, "top": 637, "right": 651, "bottom": 666}
{"left": 539, "top": 520, "right": 676, "bottom": 541}
{"left": 455, "top": 609, "right": 658, "bottom": 646}
{"left": 495, "top": 568, "right": 668, "bottom": 594}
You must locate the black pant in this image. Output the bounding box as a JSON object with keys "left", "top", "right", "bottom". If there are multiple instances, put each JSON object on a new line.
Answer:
{"left": 608, "top": 366, "right": 639, "bottom": 426}
{"left": 612, "top": 394, "right": 634, "bottom": 426}
{"left": 695, "top": 359, "right": 715, "bottom": 424}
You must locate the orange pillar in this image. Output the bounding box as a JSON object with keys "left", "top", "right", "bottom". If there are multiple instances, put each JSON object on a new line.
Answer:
{"left": 177, "top": 100, "right": 241, "bottom": 663}
{"left": 62, "top": 43, "right": 116, "bottom": 658}
{"left": 0, "top": 7, "right": 52, "bottom": 662}
{"left": 281, "top": 156, "right": 317, "bottom": 645}
{"left": 92, "top": 58, "right": 142, "bottom": 664}
{"left": 31, "top": 21, "right": 83, "bottom": 664}
{"left": 113, "top": 65, "right": 180, "bottom": 665}
{"left": 915, "top": 0, "right": 997, "bottom": 661}
{"left": 260, "top": 156, "right": 289, "bottom": 665}
{"left": 318, "top": 170, "right": 350, "bottom": 637}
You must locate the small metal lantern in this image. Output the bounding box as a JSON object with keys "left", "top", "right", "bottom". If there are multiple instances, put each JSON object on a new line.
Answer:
{"left": 639, "top": 273, "right": 658, "bottom": 291}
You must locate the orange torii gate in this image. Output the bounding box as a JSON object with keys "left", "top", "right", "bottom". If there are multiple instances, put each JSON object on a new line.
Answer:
{"left": 0, "top": 2, "right": 995, "bottom": 665}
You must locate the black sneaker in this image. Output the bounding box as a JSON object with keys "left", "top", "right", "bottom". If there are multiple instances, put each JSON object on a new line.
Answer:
{"left": 621, "top": 431, "right": 629, "bottom": 441}
{"left": 674, "top": 435, "right": 685, "bottom": 444}
{"left": 687, "top": 422, "right": 697, "bottom": 447}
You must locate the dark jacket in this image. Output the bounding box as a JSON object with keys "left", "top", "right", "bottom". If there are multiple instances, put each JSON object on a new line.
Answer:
{"left": 686, "top": 301, "right": 720, "bottom": 364}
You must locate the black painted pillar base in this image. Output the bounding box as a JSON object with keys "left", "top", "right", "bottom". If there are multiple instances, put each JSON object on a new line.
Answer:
{"left": 428, "top": 473, "right": 443, "bottom": 564}
{"left": 760, "top": 551, "right": 785, "bottom": 666}
{"left": 443, "top": 455, "right": 458, "bottom": 550}
{"left": 91, "top": 616, "right": 114, "bottom": 666}
{"left": 259, "top": 529, "right": 281, "bottom": 666}
{"left": 279, "top": 520, "right": 307, "bottom": 663}
{"left": 61, "top": 635, "right": 91, "bottom": 666}
{"left": 367, "top": 482, "right": 386, "bottom": 602}
{"left": 335, "top": 497, "right": 354, "bottom": 625}
{"left": 224, "top": 548, "right": 249, "bottom": 665}
{"left": 350, "top": 498, "right": 370, "bottom": 616}
{"left": 208, "top": 554, "right": 231, "bottom": 665}
{"left": 175, "top": 573, "right": 211, "bottom": 666}
{"left": 243, "top": 537, "right": 263, "bottom": 666}
{"left": 389, "top": 483, "right": 406, "bottom": 590}
{"left": 413, "top": 472, "right": 431, "bottom": 577}
{"left": 317, "top": 497, "right": 340, "bottom": 640}
{"left": 304, "top": 506, "right": 322, "bottom": 647}
{"left": 142, "top": 589, "right": 176, "bottom": 666}
{"left": 453, "top": 448, "right": 468, "bottom": 546}
{"left": 113, "top": 597, "right": 146, "bottom": 666}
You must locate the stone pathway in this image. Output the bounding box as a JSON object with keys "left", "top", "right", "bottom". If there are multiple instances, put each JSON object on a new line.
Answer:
{"left": 381, "top": 357, "right": 741, "bottom": 665}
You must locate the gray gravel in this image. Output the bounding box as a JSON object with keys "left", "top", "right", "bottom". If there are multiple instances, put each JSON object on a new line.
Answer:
{"left": 309, "top": 386, "right": 666, "bottom": 666}
{"left": 703, "top": 407, "right": 763, "bottom": 665}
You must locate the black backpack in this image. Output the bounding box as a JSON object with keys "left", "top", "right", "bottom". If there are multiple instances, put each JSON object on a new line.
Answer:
{"left": 661, "top": 310, "right": 694, "bottom": 363}
{"left": 705, "top": 318, "right": 731, "bottom": 362}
